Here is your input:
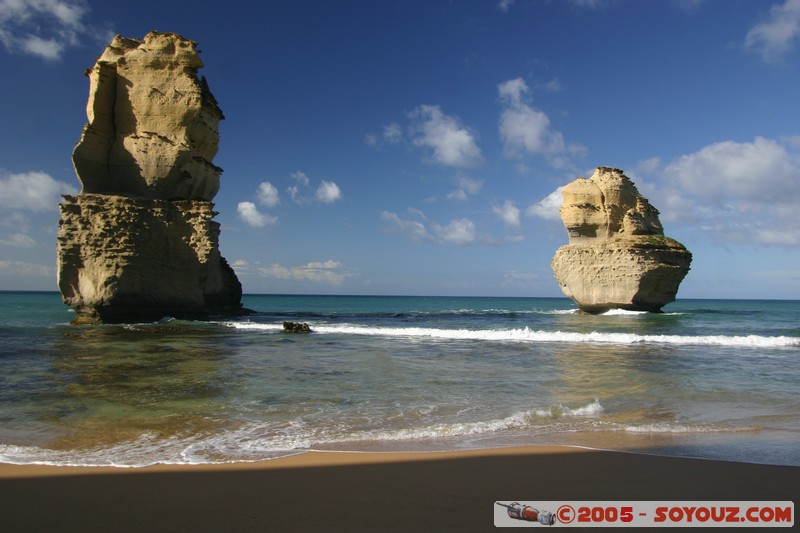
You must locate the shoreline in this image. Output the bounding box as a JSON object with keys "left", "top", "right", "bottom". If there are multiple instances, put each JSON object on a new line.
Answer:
{"left": 2, "top": 445, "right": 797, "bottom": 531}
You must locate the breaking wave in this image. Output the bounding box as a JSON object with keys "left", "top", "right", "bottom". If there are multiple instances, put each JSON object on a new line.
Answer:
{"left": 225, "top": 322, "right": 799, "bottom": 348}
{"left": 0, "top": 400, "right": 606, "bottom": 467}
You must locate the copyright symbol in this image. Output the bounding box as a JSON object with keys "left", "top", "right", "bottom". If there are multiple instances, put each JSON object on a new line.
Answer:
{"left": 557, "top": 505, "right": 575, "bottom": 524}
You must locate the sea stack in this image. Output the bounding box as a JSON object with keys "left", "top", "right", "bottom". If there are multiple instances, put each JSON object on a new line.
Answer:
{"left": 551, "top": 167, "right": 692, "bottom": 313}
{"left": 57, "top": 31, "right": 243, "bottom": 323}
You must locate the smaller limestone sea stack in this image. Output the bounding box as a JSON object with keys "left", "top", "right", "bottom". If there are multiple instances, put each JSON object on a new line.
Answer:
{"left": 551, "top": 167, "right": 692, "bottom": 313}
{"left": 57, "top": 31, "right": 244, "bottom": 323}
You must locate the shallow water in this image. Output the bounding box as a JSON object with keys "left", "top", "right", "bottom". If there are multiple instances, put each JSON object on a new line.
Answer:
{"left": 1, "top": 292, "right": 798, "bottom": 466}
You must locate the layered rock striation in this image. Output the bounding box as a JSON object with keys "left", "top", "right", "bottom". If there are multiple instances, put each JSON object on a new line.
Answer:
{"left": 57, "top": 32, "right": 243, "bottom": 323}
{"left": 551, "top": 167, "right": 692, "bottom": 313}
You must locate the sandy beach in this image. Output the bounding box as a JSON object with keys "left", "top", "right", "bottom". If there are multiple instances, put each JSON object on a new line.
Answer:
{"left": 1, "top": 445, "right": 796, "bottom": 531}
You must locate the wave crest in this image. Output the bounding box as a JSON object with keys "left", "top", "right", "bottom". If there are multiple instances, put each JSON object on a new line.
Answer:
{"left": 224, "top": 322, "right": 799, "bottom": 348}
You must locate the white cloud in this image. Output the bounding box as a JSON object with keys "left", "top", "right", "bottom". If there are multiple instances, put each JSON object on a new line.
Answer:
{"left": 446, "top": 176, "right": 483, "bottom": 201}
{"left": 259, "top": 260, "right": 349, "bottom": 286}
{"left": 238, "top": 173, "right": 341, "bottom": 229}
{"left": 744, "top": 0, "right": 800, "bottom": 64}
{"left": 0, "top": 170, "right": 77, "bottom": 211}
{"left": 383, "top": 122, "right": 403, "bottom": 144}
{"left": 256, "top": 182, "right": 280, "bottom": 207}
{"left": 290, "top": 171, "right": 310, "bottom": 186}
{"left": 380, "top": 211, "right": 430, "bottom": 241}
{"left": 0, "top": 0, "right": 97, "bottom": 61}
{"left": 382, "top": 210, "right": 478, "bottom": 245}
{"left": 432, "top": 218, "right": 477, "bottom": 245}
{"left": 285, "top": 171, "right": 342, "bottom": 205}
{"left": 526, "top": 187, "right": 564, "bottom": 221}
{"left": 237, "top": 201, "right": 277, "bottom": 228}
{"left": 672, "top": 0, "right": 708, "bottom": 12}
{"left": 0, "top": 233, "right": 36, "bottom": 248}
{"left": 315, "top": 180, "right": 342, "bottom": 204}
{"left": 21, "top": 34, "right": 61, "bottom": 60}
{"left": 569, "top": 0, "right": 611, "bottom": 8}
{"left": 498, "top": 0, "right": 515, "bottom": 12}
{"left": 641, "top": 136, "right": 800, "bottom": 247}
{"left": 409, "top": 105, "right": 483, "bottom": 168}
{"left": 492, "top": 200, "right": 521, "bottom": 228}
{"left": 365, "top": 122, "right": 404, "bottom": 147}
{"left": 540, "top": 78, "right": 563, "bottom": 93}
{"left": 498, "top": 0, "right": 615, "bottom": 13}
{"left": 497, "top": 77, "right": 584, "bottom": 168}
{"left": 500, "top": 104, "right": 563, "bottom": 154}
{"left": 663, "top": 136, "right": 798, "bottom": 204}
{"left": 0, "top": 259, "right": 52, "bottom": 277}
{"left": 503, "top": 270, "right": 540, "bottom": 284}
{"left": 287, "top": 171, "right": 309, "bottom": 203}
{"left": 498, "top": 78, "right": 529, "bottom": 107}
{"left": 633, "top": 157, "right": 661, "bottom": 175}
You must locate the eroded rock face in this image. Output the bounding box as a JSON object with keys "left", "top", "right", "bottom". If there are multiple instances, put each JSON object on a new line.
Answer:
{"left": 57, "top": 194, "right": 242, "bottom": 323}
{"left": 57, "top": 32, "right": 243, "bottom": 323}
{"left": 72, "top": 32, "right": 223, "bottom": 201}
{"left": 551, "top": 167, "right": 692, "bottom": 313}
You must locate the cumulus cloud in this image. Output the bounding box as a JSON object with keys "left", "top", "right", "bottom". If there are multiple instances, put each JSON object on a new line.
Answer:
{"left": 643, "top": 136, "right": 800, "bottom": 246}
{"left": 256, "top": 182, "right": 280, "bottom": 207}
{"left": 0, "top": 170, "right": 76, "bottom": 211}
{"left": 365, "top": 122, "right": 404, "bottom": 147}
{"left": 286, "top": 171, "right": 342, "bottom": 205}
{"left": 230, "top": 258, "right": 250, "bottom": 270}
{"left": 432, "top": 218, "right": 477, "bottom": 244}
{"left": 744, "top": 0, "right": 800, "bottom": 64}
{"left": 287, "top": 171, "right": 309, "bottom": 203}
{"left": 527, "top": 187, "right": 565, "bottom": 220}
{"left": 381, "top": 210, "right": 480, "bottom": 245}
{"left": 259, "top": 260, "right": 349, "bottom": 286}
{"left": 498, "top": 77, "right": 529, "bottom": 107}
{"left": 238, "top": 173, "right": 342, "bottom": 229}
{"left": 316, "top": 180, "right": 342, "bottom": 204}
{"left": 446, "top": 176, "right": 483, "bottom": 201}
{"left": 0, "top": 0, "right": 108, "bottom": 61}
{"left": 383, "top": 122, "right": 403, "bottom": 144}
{"left": 492, "top": 200, "right": 522, "bottom": 228}
{"left": 663, "top": 136, "right": 798, "bottom": 205}
{"left": 498, "top": 78, "right": 584, "bottom": 168}
{"left": 380, "top": 211, "right": 429, "bottom": 241}
{"left": 237, "top": 201, "right": 277, "bottom": 228}
{"left": 409, "top": 105, "right": 483, "bottom": 168}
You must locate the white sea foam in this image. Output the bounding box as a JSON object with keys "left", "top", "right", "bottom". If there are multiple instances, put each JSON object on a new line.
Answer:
{"left": 617, "top": 423, "right": 760, "bottom": 434}
{"left": 535, "top": 398, "right": 605, "bottom": 417}
{"left": 601, "top": 309, "right": 648, "bottom": 316}
{"left": 0, "top": 400, "right": 608, "bottom": 467}
{"left": 225, "top": 321, "right": 799, "bottom": 348}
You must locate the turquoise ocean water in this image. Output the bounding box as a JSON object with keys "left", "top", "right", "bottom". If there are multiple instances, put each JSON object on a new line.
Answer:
{"left": 0, "top": 292, "right": 798, "bottom": 467}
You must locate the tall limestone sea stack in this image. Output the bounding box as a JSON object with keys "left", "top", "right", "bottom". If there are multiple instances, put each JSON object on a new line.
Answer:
{"left": 57, "top": 31, "right": 244, "bottom": 323}
{"left": 551, "top": 167, "right": 692, "bottom": 313}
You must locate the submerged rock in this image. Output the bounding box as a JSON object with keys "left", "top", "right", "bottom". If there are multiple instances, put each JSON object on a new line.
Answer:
{"left": 551, "top": 167, "right": 692, "bottom": 313}
{"left": 57, "top": 32, "right": 244, "bottom": 324}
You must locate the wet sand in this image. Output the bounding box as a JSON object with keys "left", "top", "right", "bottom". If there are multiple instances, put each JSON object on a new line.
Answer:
{"left": 1, "top": 446, "right": 797, "bottom": 531}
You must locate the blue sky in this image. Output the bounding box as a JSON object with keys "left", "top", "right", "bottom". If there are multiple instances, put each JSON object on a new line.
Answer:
{"left": 1, "top": 0, "right": 800, "bottom": 299}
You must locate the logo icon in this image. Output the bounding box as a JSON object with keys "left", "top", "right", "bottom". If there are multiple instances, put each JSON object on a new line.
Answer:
{"left": 496, "top": 502, "right": 556, "bottom": 525}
